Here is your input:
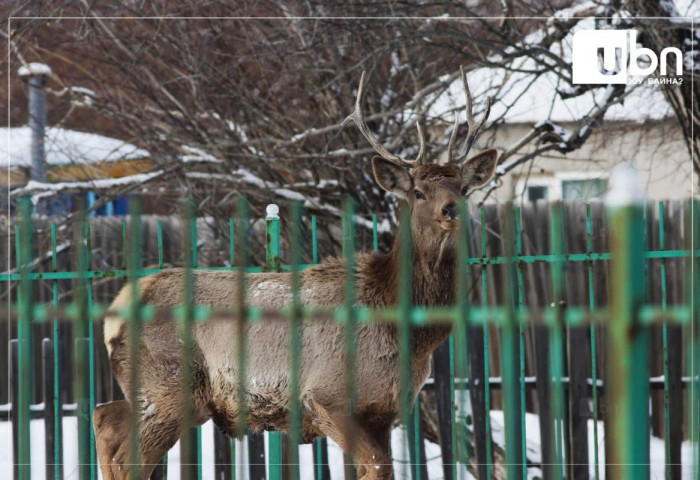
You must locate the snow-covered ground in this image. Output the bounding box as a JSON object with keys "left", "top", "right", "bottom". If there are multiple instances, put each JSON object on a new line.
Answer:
{"left": 1, "top": 411, "right": 695, "bottom": 479}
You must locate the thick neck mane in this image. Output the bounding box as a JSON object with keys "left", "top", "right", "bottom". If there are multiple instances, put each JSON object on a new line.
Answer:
{"left": 358, "top": 227, "right": 456, "bottom": 358}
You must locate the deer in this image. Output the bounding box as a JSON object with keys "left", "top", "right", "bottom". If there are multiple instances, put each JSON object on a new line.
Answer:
{"left": 94, "top": 66, "right": 498, "bottom": 480}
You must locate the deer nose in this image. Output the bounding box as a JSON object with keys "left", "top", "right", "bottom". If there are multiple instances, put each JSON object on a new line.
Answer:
{"left": 442, "top": 203, "right": 457, "bottom": 220}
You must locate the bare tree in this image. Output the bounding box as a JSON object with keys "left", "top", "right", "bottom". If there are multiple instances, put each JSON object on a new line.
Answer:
{"left": 2, "top": 0, "right": 696, "bottom": 261}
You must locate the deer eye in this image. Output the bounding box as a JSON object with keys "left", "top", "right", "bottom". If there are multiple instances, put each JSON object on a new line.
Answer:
{"left": 414, "top": 190, "right": 425, "bottom": 200}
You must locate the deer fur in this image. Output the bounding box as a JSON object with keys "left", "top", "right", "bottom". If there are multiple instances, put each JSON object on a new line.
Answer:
{"left": 94, "top": 71, "right": 498, "bottom": 480}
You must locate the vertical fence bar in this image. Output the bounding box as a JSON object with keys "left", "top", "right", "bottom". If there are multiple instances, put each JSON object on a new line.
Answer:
{"left": 688, "top": 198, "right": 700, "bottom": 479}
{"left": 586, "top": 204, "right": 601, "bottom": 480}
{"left": 480, "top": 207, "right": 493, "bottom": 478}
{"left": 43, "top": 338, "right": 56, "bottom": 480}
{"left": 127, "top": 198, "right": 144, "bottom": 479}
{"left": 157, "top": 219, "right": 164, "bottom": 269}
{"left": 229, "top": 218, "right": 235, "bottom": 267}
{"left": 50, "top": 222, "right": 63, "bottom": 480}
{"left": 74, "top": 202, "right": 92, "bottom": 480}
{"left": 265, "top": 204, "right": 284, "bottom": 480}
{"left": 85, "top": 220, "right": 97, "bottom": 477}
{"left": 502, "top": 203, "right": 524, "bottom": 480}
{"left": 289, "top": 201, "right": 304, "bottom": 480}
{"left": 16, "top": 198, "right": 33, "bottom": 480}
{"left": 372, "top": 212, "right": 378, "bottom": 252}
{"left": 232, "top": 199, "right": 258, "bottom": 480}
{"left": 181, "top": 198, "right": 199, "bottom": 480}
{"left": 515, "top": 206, "right": 528, "bottom": 478}
{"left": 606, "top": 166, "right": 649, "bottom": 480}
{"left": 549, "top": 202, "right": 566, "bottom": 480}
{"left": 398, "top": 205, "right": 412, "bottom": 480}
{"left": 10, "top": 339, "right": 19, "bottom": 480}
{"left": 311, "top": 214, "right": 318, "bottom": 263}
{"left": 659, "top": 201, "right": 673, "bottom": 480}
{"left": 342, "top": 199, "right": 359, "bottom": 480}
{"left": 454, "top": 200, "right": 470, "bottom": 479}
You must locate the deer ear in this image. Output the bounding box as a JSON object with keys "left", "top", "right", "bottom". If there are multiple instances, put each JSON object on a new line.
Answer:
{"left": 461, "top": 148, "right": 498, "bottom": 191}
{"left": 372, "top": 156, "right": 413, "bottom": 199}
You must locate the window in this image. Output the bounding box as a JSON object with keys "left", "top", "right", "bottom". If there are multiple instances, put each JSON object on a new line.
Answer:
{"left": 561, "top": 178, "right": 607, "bottom": 200}
{"left": 516, "top": 173, "right": 607, "bottom": 202}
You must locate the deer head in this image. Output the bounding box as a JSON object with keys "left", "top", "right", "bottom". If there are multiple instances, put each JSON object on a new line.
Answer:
{"left": 344, "top": 66, "right": 498, "bottom": 247}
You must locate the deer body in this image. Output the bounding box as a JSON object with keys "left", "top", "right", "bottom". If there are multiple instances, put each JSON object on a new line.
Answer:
{"left": 94, "top": 68, "right": 498, "bottom": 480}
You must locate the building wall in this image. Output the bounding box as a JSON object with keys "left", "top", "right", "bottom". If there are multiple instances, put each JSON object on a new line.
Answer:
{"left": 448, "top": 119, "right": 695, "bottom": 204}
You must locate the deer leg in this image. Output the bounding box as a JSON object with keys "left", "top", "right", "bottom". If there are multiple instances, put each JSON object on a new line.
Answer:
{"left": 308, "top": 400, "right": 393, "bottom": 480}
{"left": 94, "top": 400, "right": 132, "bottom": 480}
{"left": 94, "top": 399, "right": 186, "bottom": 480}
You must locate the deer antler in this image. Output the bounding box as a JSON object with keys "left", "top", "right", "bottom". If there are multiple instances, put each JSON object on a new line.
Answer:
{"left": 343, "top": 71, "right": 426, "bottom": 168}
{"left": 448, "top": 65, "right": 492, "bottom": 164}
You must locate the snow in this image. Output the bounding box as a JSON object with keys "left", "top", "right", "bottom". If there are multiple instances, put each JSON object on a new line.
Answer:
{"left": 0, "top": 418, "right": 443, "bottom": 480}
{"left": 17, "top": 63, "right": 52, "bottom": 77}
{"left": 2, "top": 410, "right": 695, "bottom": 479}
{"left": 427, "top": 12, "right": 687, "bottom": 125}
{"left": 2, "top": 127, "right": 149, "bottom": 168}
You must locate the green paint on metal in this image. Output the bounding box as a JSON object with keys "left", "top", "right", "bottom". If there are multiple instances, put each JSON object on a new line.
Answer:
{"left": 549, "top": 202, "right": 566, "bottom": 480}
{"left": 128, "top": 198, "right": 144, "bottom": 480}
{"left": 501, "top": 204, "right": 523, "bottom": 479}
{"left": 480, "top": 207, "right": 493, "bottom": 478}
{"left": 17, "top": 198, "right": 33, "bottom": 480}
{"left": 586, "top": 204, "right": 600, "bottom": 480}
{"left": 515, "top": 206, "right": 527, "bottom": 479}
{"left": 659, "top": 201, "right": 672, "bottom": 480}
{"left": 265, "top": 205, "right": 284, "bottom": 480}
{"left": 372, "top": 212, "right": 378, "bottom": 252}
{"left": 607, "top": 195, "right": 650, "bottom": 480}
{"left": 453, "top": 200, "right": 470, "bottom": 478}
{"left": 229, "top": 218, "right": 235, "bottom": 267}
{"left": 180, "top": 199, "right": 199, "bottom": 480}
{"left": 398, "top": 204, "right": 412, "bottom": 480}
{"left": 289, "top": 201, "right": 304, "bottom": 480}
{"left": 51, "top": 222, "right": 63, "bottom": 480}
{"left": 158, "top": 219, "right": 164, "bottom": 269}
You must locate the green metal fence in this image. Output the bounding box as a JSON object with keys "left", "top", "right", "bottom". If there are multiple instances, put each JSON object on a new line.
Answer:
{"left": 2, "top": 192, "right": 699, "bottom": 480}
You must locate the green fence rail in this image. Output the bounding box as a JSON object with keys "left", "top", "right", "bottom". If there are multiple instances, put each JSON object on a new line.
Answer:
{"left": 3, "top": 193, "right": 700, "bottom": 480}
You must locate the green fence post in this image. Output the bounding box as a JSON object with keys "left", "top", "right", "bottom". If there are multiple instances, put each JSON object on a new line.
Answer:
{"left": 50, "top": 223, "right": 63, "bottom": 480}
{"left": 502, "top": 203, "right": 524, "bottom": 479}
{"left": 180, "top": 198, "right": 199, "bottom": 480}
{"left": 687, "top": 198, "right": 700, "bottom": 478}
{"left": 235, "top": 198, "right": 253, "bottom": 480}
{"left": 479, "top": 207, "right": 493, "bottom": 478}
{"left": 398, "top": 204, "right": 412, "bottom": 480}
{"left": 72, "top": 201, "right": 92, "bottom": 480}
{"left": 289, "top": 201, "right": 304, "bottom": 480}
{"left": 549, "top": 201, "right": 566, "bottom": 480}
{"left": 586, "top": 204, "right": 601, "bottom": 480}
{"left": 606, "top": 165, "right": 650, "bottom": 480}
{"left": 342, "top": 198, "right": 359, "bottom": 480}
{"left": 16, "top": 197, "right": 33, "bottom": 480}
{"left": 453, "top": 199, "right": 470, "bottom": 479}
{"left": 265, "top": 204, "right": 284, "bottom": 480}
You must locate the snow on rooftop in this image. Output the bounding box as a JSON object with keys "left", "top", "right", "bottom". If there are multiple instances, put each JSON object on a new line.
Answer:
{"left": 428, "top": 14, "right": 679, "bottom": 125}
{"left": 1, "top": 126, "right": 149, "bottom": 168}
{"left": 17, "top": 62, "right": 52, "bottom": 77}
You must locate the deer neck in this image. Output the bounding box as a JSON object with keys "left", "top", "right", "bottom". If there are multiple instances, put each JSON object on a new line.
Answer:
{"left": 386, "top": 228, "right": 456, "bottom": 358}
{"left": 388, "top": 229, "right": 457, "bottom": 306}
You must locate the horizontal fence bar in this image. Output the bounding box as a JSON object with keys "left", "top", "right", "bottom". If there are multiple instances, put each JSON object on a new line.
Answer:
{"left": 2, "top": 249, "right": 698, "bottom": 282}
{"left": 5, "top": 304, "right": 692, "bottom": 329}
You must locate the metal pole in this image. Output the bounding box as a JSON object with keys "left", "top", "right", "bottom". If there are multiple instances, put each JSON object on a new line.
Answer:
{"left": 18, "top": 63, "right": 51, "bottom": 183}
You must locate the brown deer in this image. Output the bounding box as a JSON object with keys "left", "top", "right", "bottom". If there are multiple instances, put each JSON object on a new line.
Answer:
{"left": 94, "top": 67, "right": 498, "bottom": 480}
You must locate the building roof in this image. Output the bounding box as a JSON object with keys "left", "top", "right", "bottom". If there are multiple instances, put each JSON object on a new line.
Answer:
{"left": 1, "top": 126, "right": 148, "bottom": 169}
{"left": 428, "top": 1, "right": 697, "bottom": 125}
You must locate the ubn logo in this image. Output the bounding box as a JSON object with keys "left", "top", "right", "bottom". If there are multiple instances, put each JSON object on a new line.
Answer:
{"left": 572, "top": 30, "right": 683, "bottom": 84}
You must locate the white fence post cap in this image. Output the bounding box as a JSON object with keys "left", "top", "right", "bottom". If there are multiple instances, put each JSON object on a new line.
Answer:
{"left": 606, "top": 163, "right": 644, "bottom": 207}
{"left": 266, "top": 204, "right": 280, "bottom": 219}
